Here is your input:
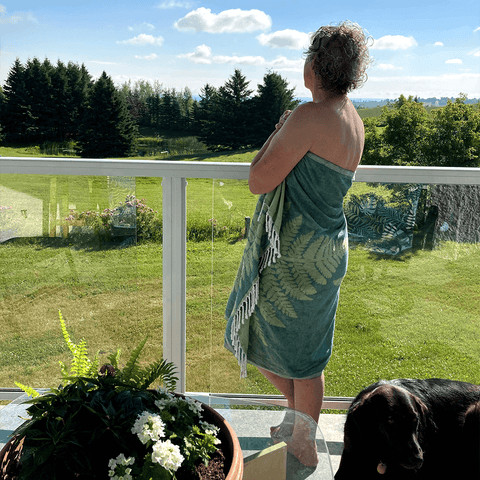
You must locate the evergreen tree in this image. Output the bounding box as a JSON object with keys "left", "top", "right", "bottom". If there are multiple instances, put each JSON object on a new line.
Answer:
{"left": 251, "top": 71, "right": 300, "bottom": 146}
{"left": 206, "top": 69, "right": 253, "bottom": 149}
{"left": 1, "top": 58, "right": 31, "bottom": 143}
{"left": 195, "top": 83, "right": 218, "bottom": 146}
{"left": 146, "top": 93, "right": 161, "bottom": 129}
{"left": 159, "top": 88, "right": 182, "bottom": 131}
{"left": 23, "top": 57, "right": 57, "bottom": 142}
{"left": 50, "top": 60, "right": 70, "bottom": 140}
{"left": 78, "top": 71, "right": 138, "bottom": 158}
{"left": 0, "top": 87, "right": 4, "bottom": 143}
{"left": 65, "top": 62, "right": 92, "bottom": 138}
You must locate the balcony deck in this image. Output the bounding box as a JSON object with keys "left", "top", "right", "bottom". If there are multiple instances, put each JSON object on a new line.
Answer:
{"left": 0, "top": 394, "right": 346, "bottom": 478}
{"left": 2, "top": 157, "right": 480, "bottom": 477}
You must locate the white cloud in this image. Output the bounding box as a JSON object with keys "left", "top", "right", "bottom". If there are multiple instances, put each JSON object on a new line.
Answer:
{"left": 257, "top": 29, "right": 309, "bottom": 50}
{"left": 0, "top": 5, "right": 37, "bottom": 24}
{"left": 445, "top": 58, "right": 462, "bottom": 64}
{"left": 434, "top": 41, "right": 444, "bottom": 46}
{"left": 359, "top": 73, "right": 480, "bottom": 98}
{"left": 471, "top": 50, "right": 480, "bottom": 57}
{"left": 269, "top": 56, "right": 304, "bottom": 71}
{"left": 90, "top": 61, "right": 120, "bottom": 65}
{"left": 371, "top": 35, "right": 417, "bottom": 50}
{"left": 178, "top": 44, "right": 304, "bottom": 71}
{"left": 117, "top": 34, "right": 164, "bottom": 46}
{"left": 474, "top": 27, "right": 480, "bottom": 33}
{"left": 178, "top": 44, "right": 264, "bottom": 64}
{"left": 135, "top": 54, "right": 159, "bottom": 60}
{"left": 156, "top": 0, "right": 194, "bottom": 9}
{"left": 174, "top": 7, "right": 271, "bottom": 33}
{"left": 377, "top": 63, "right": 403, "bottom": 71}
{"left": 128, "top": 22, "right": 155, "bottom": 32}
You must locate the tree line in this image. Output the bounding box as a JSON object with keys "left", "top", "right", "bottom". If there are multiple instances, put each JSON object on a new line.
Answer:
{"left": 0, "top": 57, "right": 479, "bottom": 165}
{"left": 0, "top": 58, "right": 299, "bottom": 156}
{"left": 362, "top": 94, "right": 480, "bottom": 167}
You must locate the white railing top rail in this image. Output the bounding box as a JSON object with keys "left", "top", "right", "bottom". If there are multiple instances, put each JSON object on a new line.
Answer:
{"left": 1, "top": 157, "right": 480, "bottom": 184}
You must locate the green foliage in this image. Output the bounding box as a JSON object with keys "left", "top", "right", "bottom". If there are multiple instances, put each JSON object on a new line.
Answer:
{"left": 11, "top": 314, "right": 189, "bottom": 479}
{"left": 77, "top": 71, "right": 138, "bottom": 158}
{"left": 57, "top": 310, "right": 99, "bottom": 380}
{"left": 249, "top": 70, "right": 301, "bottom": 147}
{"left": 381, "top": 95, "right": 430, "bottom": 165}
{"left": 66, "top": 195, "right": 163, "bottom": 243}
{"left": 424, "top": 98, "right": 480, "bottom": 166}
{"left": 361, "top": 94, "right": 480, "bottom": 167}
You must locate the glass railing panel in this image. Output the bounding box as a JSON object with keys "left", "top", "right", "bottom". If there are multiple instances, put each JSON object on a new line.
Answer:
{"left": 0, "top": 173, "right": 163, "bottom": 390}
{"left": 186, "top": 177, "right": 259, "bottom": 394}
{"left": 192, "top": 178, "right": 480, "bottom": 401}
{"left": 329, "top": 181, "right": 480, "bottom": 398}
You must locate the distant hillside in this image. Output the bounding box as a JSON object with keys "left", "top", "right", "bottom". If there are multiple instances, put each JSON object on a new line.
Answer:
{"left": 352, "top": 97, "right": 480, "bottom": 109}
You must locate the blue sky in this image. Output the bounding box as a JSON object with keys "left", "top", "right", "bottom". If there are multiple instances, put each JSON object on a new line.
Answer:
{"left": 1, "top": 0, "right": 479, "bottom": 100}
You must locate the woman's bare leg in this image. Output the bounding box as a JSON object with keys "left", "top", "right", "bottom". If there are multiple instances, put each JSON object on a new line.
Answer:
{"left": 257, "top": 367, "right": 296, "bottom": 439}
{"left": 258, "top": 367, "right": 295, "bottom": 408}
{"left": 293, "top": 372, "right": 324, "bottom": 423}
{"left": 288, "top": 373, "right": 325, "bottom": 466}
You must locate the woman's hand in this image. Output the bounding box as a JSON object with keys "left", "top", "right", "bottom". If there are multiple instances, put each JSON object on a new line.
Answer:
{"left": 275, "top": 110, "right": 292, "bottom": 131}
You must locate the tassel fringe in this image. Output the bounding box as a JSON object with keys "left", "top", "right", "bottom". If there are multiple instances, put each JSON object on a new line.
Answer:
{"left": 231, "top": 200, "right": 282, "bottom": 378}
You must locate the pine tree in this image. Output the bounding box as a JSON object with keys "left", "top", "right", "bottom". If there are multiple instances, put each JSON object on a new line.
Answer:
{"left": 195, "top": 83, "right": 218, "bottom": 146}
{"left": 1, "top": 58, "right": 31, "bottom": 143}
{"left": 251, "top": 71, "right": 300, "bottom": 146}
{"left": 159, "top": 88, "right": 182, "bottom": 131}
{"left": 23, "top": 57, "right": 56, "bottom": 142}
{"left": 78, "top": 71, "right": 138, "bottom": 158}
{"left": 208, "top": 69, "right": 253, "bottom": 150}
{"left": 65, "top": 62, "right": 91, "bottom": 139}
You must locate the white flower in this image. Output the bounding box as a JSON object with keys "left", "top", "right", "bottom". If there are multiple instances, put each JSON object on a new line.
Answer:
{"left": 107, "top": 453, "right": 135, "bottom": 480}
{"left": 132, "top": 411, "right": 165, "bottom": 444}
{"left": 151, "top": 439, "right": 184, "bottom": 472}
{"left": 184, "top": 397, "right": 203, "bottom": 416}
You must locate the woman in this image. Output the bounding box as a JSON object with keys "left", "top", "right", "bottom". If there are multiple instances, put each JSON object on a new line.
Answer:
{"left": 224, "top": 21, "right": 372, "bottom": 466}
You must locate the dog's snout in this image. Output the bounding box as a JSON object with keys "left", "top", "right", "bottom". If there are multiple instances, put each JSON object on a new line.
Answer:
{"left": 402, "top": 440, "right": 424, "bottom": 470}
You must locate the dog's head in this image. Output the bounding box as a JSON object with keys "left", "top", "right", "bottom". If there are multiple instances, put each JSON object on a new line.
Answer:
{"left": 345, "top": 384, "right": 428, "bottom": 472}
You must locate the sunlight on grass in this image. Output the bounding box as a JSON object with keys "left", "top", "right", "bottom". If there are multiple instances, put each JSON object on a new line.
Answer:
{"left": 1, "top": 165, "right": 479, "bottom": 399}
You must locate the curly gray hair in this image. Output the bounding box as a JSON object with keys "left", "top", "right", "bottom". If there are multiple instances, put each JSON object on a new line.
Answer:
{"left": 304, "top": 21, "right": 373, "bottom": 96}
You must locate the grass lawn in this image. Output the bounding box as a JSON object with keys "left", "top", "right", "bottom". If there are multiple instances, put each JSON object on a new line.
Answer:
{"left": 1, "top": 236, "right": 479, "bottom": 399}
{"left": 1, "top": 148, "right": 480, "bottom": 401}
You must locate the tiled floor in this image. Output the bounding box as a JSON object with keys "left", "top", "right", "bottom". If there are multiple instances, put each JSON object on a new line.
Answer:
{"left": 218, "top": 408, "right": 345, "bottom": 478}
{"left": 0, "top": 397, "right": 346, "bottom": 479}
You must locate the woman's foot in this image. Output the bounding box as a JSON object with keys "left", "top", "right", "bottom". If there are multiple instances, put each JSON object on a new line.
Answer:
{"left": 286, "top": 417, "right": 319, "bottom": 467}
{"left": 270, "top": 411, "right": 295, "bottom": 443}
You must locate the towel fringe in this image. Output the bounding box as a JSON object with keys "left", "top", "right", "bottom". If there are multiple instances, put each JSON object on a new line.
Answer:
{"left": 231, "top": 204, "right": 282, "bottom": 377}
{"left": 230, "top": 279, "right": 259, "bottom": 378}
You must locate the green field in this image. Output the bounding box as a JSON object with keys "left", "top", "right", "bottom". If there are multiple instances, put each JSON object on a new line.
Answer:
{"left": 1, "top": 150, "right": 479, "bottom": 402}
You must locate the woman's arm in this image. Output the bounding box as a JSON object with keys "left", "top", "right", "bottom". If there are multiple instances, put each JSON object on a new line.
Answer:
{"left": 249, "top": 103, "right": 316, "bottom": 194}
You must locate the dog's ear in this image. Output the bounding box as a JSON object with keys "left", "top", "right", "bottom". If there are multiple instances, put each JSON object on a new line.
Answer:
{"left": 409, "top": 393, "right": 429, "bottom": 424}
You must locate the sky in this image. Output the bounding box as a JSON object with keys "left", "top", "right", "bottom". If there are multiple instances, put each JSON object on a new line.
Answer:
{"left": 1, "top": 0, "right": 479, "bottom": 100}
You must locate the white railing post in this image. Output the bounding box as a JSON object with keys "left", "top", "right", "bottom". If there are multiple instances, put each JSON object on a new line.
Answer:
{"left": 162, "top": 176, "right": 187, "bottom": 393}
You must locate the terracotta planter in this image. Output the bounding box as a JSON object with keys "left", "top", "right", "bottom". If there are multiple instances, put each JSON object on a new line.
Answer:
{"left": 200, "top": 402, "right": 244, "bottom": 480}
{"left": 0, "top": 396, "right": 243, "bottom": 480}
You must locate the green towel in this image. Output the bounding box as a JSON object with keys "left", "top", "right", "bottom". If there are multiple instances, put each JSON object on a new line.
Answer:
{"left": 225, "top": 153, "right": 355, "bottom": 380}
{"left": 224, "top": 180, "right": 286, "bottom": 378}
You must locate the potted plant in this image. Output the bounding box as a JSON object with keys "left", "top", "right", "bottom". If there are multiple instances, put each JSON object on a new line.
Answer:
{"left": 0, "top": 312, "right": 242, "bottom": 480}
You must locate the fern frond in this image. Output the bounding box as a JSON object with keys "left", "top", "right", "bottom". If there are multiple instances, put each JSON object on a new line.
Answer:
{"left": 58, "top": 310, "right": 76, "bottom": 355}
{"left": 107, "top": 349, "right": 121, "bottom": 370}
{"left": 139, "top": 358, "right": 179, "bottom": 390}
{"left": 14, "top": 382, "right": 40, "bottom": 398}
{"left": 121, "top": 337, "right": 148, "bottom": 385}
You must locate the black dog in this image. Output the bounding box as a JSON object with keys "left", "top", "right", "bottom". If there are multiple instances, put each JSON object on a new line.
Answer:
{"left": 335, "top": 378, "right": 480, "bottom": 479}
